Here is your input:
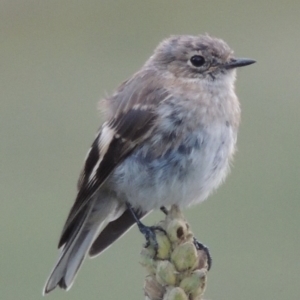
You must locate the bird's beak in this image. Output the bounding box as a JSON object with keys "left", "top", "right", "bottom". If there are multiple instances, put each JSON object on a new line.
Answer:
{"left": 224, "top": 58, "right": 256, "bottom": 69}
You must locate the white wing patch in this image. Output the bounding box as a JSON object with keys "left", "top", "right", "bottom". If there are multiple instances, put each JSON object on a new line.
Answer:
{"left": 88, "top": 123, "right": 115, "bottom": 182}
{"left": 98, "top": 122, "right": 115, "bottom": 152}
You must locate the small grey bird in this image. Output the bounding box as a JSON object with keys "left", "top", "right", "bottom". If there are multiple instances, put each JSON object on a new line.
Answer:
{"left": 43, "top": 34, "right": 255, "bottom": 294}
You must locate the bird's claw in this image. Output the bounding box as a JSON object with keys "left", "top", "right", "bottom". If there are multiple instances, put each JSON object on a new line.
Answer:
{"left": 193, "top": 237, "right": 212, "bottom": 270}
{"left": 138, "top": 223, "right": 166, "bottom": 254}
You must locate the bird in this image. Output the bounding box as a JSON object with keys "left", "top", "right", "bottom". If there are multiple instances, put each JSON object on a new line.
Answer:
{"left": 43, "top": 34, "right": 255, "bottom": 294}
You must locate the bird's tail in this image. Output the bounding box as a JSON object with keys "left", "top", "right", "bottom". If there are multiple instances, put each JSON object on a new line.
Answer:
{"left": 43, "top": 198, "right": 123, "bottom": 295}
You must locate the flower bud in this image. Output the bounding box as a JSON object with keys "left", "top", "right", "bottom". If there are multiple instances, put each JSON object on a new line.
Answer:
{"left": 156, "top": 231, "right": 171, "bottom": 260}
{"left": 166, "top": 219, "right": 188, "bottom": 243}
{"left": 171, "top": 242, "right": 198, "bottom": 271}
{"left": 144, "top": 275, "right": 165, "bottom": 300}
{"left": 140, "top": 248, "right": 157, "bottom": 274}
{"left": 156, "top": 261, "right": 177, "bottom": 286}
{"left": 163, "top": 287, "right": 188, "bottom": 300}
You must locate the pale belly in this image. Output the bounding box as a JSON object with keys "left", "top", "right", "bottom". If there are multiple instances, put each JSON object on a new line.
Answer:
{"left": 110, "top": 123, "right": 236, "bottom": 212}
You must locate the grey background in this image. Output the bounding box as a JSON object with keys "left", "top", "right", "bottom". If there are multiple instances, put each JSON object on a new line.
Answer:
{"left": 1, "top": 1, "right": 299, "bottom": 299}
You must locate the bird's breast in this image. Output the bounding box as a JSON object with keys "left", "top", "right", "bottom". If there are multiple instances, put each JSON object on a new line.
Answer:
{"left": 110, "top": 81, "right": 240, "bottom": 211}
{"left": 111, "top": 117, "right": 237, "bottom": 212}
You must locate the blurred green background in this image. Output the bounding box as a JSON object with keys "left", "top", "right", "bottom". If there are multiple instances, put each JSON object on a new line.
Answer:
{"left": 1, "top": 1, "right": 299, "bottom": 299}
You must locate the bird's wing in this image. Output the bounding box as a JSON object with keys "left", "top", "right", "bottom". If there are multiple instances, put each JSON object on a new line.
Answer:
{"left": 88, "top": 208, "right": 149, "bottom": 257}
{"left": 58, "top": 70, "right": 169, "bottom": 247}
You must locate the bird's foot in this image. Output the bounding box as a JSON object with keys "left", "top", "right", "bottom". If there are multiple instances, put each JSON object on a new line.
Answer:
{"left": 193, "top": 237, "right": 212, "bottom": 270}
{"left": 126, "top": 202, "right": 166, "bottom": 254}
{"left": 137, "top": 222, "right": 166, "bottom": 251}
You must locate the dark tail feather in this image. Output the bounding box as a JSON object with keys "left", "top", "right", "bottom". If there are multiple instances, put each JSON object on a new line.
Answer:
{"left": 43, "top": 203, "right": 96, "bottom": 294}
{"left": 89, "top": 208, "right": 147, "bottom": 257}
{"left": 43, "top": 199, "right": 117, "bottom": 294}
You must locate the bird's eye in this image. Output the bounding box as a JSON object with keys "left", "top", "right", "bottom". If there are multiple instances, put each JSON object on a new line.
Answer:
{"left": 190, "top": 55, "right": 205, "bottom": 67}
